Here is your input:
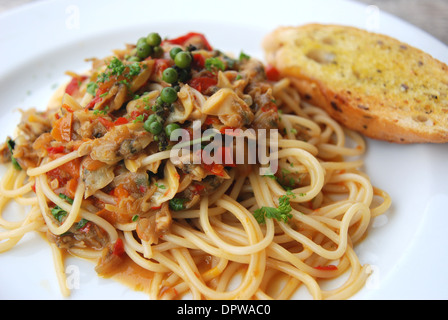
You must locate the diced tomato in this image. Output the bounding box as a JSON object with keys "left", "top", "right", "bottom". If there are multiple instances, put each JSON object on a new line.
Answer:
{"left": 97, "top": 117, "right": 114, "bottom": 130}
{"left": 112, "top": 238, "right": 125, "bottom": 256}
{"left": 163, "top": 32, "right": 213, "bottom": 51}
{"left": 265, "top": 64, "right": 281, "bottom": 82}
{"left": 51, "top": 112, "right": 73, "bottom": 142}
{"left": 65, "top": 178, "right": 78, "bottom": 199}
{"left": 153, "top": 59, "right": 171, "bottom": 77}
{"left": 193, "top": 53, "right": 206, "bottom": 68}
{"left": 62, "top": 104, "right": 74, "bottom": 113}
{"left": 85, "top": 87, "right": 108, "bottom": 110}
{"left": 261, "top": 101, "right": 278, "bottom": 113}
{"left": 188, "top": 77, "right": 217, "bottom": 93}
{"left": 65, "top": 76, "right": 87, "bottom": 95}
{"left": 191, "top": 183, "right": 205, "bottom": 195}
{"left": 204, "top": 116, "right": 220, "bottom": 126}
{"left": 114, "top": 117, "right": 129, "bottom": 126}
{"left": 78, "top": 221, "right": 92, "bottom": 233}
{"left": 202, "top": 162, "right": 225, "bottom": 177}
{"left": 113, "top": 185, "right": 130, "bottom": 203}
{"left": 46, "top": 156, "right": 81, "bottom": 185}
{"left": 219, "top": 126, "right": 240, "bottom": 136}
{"left": 46, "top": 146, "right": 65, "bottom": 154}
{"left": 96, "top": 208, "right": 118, "bottom": 225}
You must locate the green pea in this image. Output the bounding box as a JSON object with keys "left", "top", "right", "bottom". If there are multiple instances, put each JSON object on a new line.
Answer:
{"left": 147, "top": 114, "right": 157, "bottom": 123}
{"left": 128, "top": 56, "right": 141, "bottom": 62}
{"left": 143, "top": 119, "right": 152, "bottom": 132}
{"left": 165, "top": 123, "right": 181, "bottom": 138}
{"left": 137, "top": 42, "right": 152, "bottom": 59}
{"left": 174, "top": 51, "right": 192, "bottom": 69}
{"left": 170, "top": 47, "right": 183, "bottom": 60}
{"left": 149, "top": 121, "right": 162, "bottom": 134}
{"left": 155, "top": 96, "right": 164, "bottom": 106}
{"left": 143, "top": 114, "right": 158, "bottom": 132}
{"left": 152, "top": 46, "right": 164, "bottom": 58}
{"left": 137, "top": 37, "right": 147, "bottom": 47}
{"left": 146, "top": 32, "right": 162, "bottom": 47}
{"left": 160, "top": 87, "right": 178, "bottom": 104}
{"left": 162, "top": 68, "right": 178, "bottom": 84}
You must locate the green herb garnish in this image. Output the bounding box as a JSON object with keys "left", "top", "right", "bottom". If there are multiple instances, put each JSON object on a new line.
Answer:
{"left": 205, "top": 57, "right": 225, "bottom": 72}
{"left": 58, "top": 193, "right": 74, "bottom": 204}
{"left": 51, "top": 206, "right": 67, "bottom": 223}
{"left": 253, "top": 192, "right": 296, "bottom": 224}
{"left": 6, "top": 138, "right": 21, "bottom": 170}
{"left": 86, "top": 82, "right": 98, "bottom": 95}
{"left": 75, "top": 218, "right": 89, "bottom": 230}
{"left": 169, "top": 198, "right": 188, "bottom": 211}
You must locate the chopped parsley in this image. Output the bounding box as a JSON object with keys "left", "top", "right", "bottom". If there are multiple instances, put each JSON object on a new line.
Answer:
{"left": 75, "top": 218, "right": 89, "bottom": 230}
{"left": 128, "top": 62, "right": 141, "bottom": 77}
{"left": 108, "top": 56, "right": 126, "bottom": 77}
{"left": 86, "top": 82, "right": 98, "bottom": 95}
{"left": 58, "top": 193, "right": 73, "bottom": 204}
{"left": 205, "top": 57, "right": 225, "bottom": 72}
{"left": 169, "top": 198, "right": 188, "bottom": 211}
{"left": 51, "top": 206, "right": 67, "bottom": 223}
{"left": 6, "top": 138, "right": 21, "bottom": 170}
{"left": 133, "top": 114, "right": 145, "bottom": 123}
{"left": 253, "top": 191, "right": 296, "bottom": 224}
{"left": 96, "top": 57, "right": 142, "bottom": 85}
{"left": 239, "top": 51, "right": 251, "bottom": 61}
{"left": 155, "top": 183, "right": 166, "bottom": 189}
{"left": 93, "top": 106, "right": 109, "bottom": 115}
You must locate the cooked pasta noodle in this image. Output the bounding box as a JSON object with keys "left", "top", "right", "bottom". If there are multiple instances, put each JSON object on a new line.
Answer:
{"left": 0, "top": 31, "right": 390, "bottom": 299}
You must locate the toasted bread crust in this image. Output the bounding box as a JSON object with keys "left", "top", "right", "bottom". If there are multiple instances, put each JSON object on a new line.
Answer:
{"left": 263, "top": 24, "right": 448, "bottom": 144}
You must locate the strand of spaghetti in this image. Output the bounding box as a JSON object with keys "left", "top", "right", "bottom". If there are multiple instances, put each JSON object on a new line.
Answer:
{"left": 265, "top": 258, "right": 322, "bottom": 300}
{"left": 169, "top": 247, "right": 265, "bottom": 300}
{"left": 69, "top": 247, "right": 102, "bottom": 259}
{"left": 328, "top": 172, "right": 374, "bottom": 206}
{"left": 281, "top": 114, "right": 322, "bottom": 137}
{"left": 0, "top": 220, "right": 42, "bottom": 241}
{"left": 276, "top": 276, "right": 302, "bottom": 300}
{"left": 36, "top": 172, "right": 118, "bottom": 241}
{"left": 122, "top": 233, "right": 170, "bottom": 272}
{"left": 80, "top": 211, "right": 118, "bottom": 243}
{"left": 140, "top": 150, "right": 172, "bottom": 167}
{"left": 277, "top": 138, "right": 318, "bottom": 155}
{"left": 321, "top": 247, "right": 372, "bottom": 300}
{"left": 279, "top": 202, "right": 369, "bottom": 260}
{"left": 0, "top": 237, "right": 22, "bottom": 253}
{"left": 0, "top": 166, "right": 33, "bottom": 198}
{"left": 36, "top": 174, "right": 84, "bottom": 235}
{"left": 201, "top": 256, "right": 229, "bottom": 282}
{"left": 371, "top": 187, "right": 392, "bottom": 217}
{"left": 170, "top": 223, "right": 250, "bottom": 264}
{"left": 26, "top": 151, "right": 80, "bottom": 177}
{"left": 0, "top": 205, "right": 43, "bottom": 251}
{"left": 267, "top": 240, "right": 339, "bottom": 279}
{"left": 200, "top": 195, "right": 274, "bottom": 255}
{"left": 50, "top": 242, "right": 70, "bottom": 297}
{"left": 149, "top": 271, "right": 164, "bottom": 300}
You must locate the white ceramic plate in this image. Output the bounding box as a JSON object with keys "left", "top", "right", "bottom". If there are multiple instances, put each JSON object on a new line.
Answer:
{"left": 0, "top": 0, "right": 447, "bottom": 300}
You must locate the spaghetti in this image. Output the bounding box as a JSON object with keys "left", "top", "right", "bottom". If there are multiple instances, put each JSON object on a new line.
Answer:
{"left": 0, "top": 32, "right": 391, "bottom": 300}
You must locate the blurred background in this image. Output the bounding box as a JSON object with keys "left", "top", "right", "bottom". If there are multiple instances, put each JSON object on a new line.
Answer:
{"left": 0, "top": 0, "right": 447, "bottom": 45}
